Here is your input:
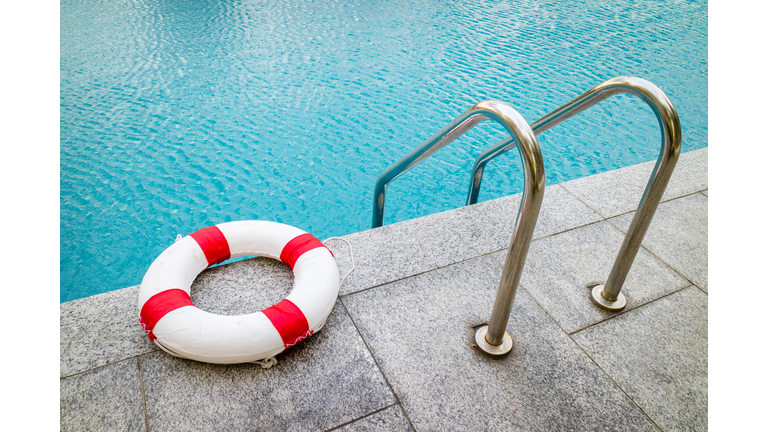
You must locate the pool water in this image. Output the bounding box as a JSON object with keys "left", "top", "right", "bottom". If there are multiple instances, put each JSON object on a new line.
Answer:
{"left": 61, "top": 0, "right": 707, "bottom": 302}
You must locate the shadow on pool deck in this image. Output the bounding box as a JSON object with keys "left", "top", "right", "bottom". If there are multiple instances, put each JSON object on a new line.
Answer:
{"left": 60, "top": 148, "right": 707, "bottom": 431}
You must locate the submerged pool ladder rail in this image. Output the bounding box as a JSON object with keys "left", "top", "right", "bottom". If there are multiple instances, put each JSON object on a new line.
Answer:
{"left": 370, "top": 76, "right": 681, "bottom": 358}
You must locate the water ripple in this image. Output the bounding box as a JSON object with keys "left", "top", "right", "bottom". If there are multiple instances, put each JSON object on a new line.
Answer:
{"left": 61, "top": 0, "right": 707, "bottom": 302}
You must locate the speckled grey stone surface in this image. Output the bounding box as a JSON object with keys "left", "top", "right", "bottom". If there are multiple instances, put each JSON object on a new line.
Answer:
{"left": 330, "top": 183, "right": 601, "bottom": 296}
{"left": 492, "top": 220, "right": 690, "bottom": 334}
{"left": 532, "top": 184, "right": 604, "bottom": 239}
{"left": 701, "top": 190, "right": 707, "bottom": 197}
{"left": 189, "top": 256, "right": 295, "bottom": 315}
{"left": 61, "top": 285, "right": 156, "bottom": 377}
{"left": 560, "top": 148, "right": 708, "bottom": 218}
{"left": 611, "top": 193, "right": 708, "bottom": 292}
{"left": 333, "top": 405, "right": 413, "bottom": 432}
{"left": 140, "top": 299, "right": 395, "bottom": 432}
{"left": 572, "top": 287, "right": 708, "bottom": 432}
{"left": 342, "top": 256, "right": 658, "bottom": 431}
{"left": 60, "top": 358, "right": 147, "bottom": 432}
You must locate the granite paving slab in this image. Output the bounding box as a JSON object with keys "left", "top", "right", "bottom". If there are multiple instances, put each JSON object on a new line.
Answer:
{"left": 560, "top": 148, "right": 707, "bottom": 218}
{"left": 329, "top": 183, "right": 601, "bottom": 296}
{"left": 492, "top": 220, "right": 690, "bottom": 334}
{"left": 530, "top": 183, "right": 604, "bottom": 239}
{"left": 611, "top": 193, "right": 708, "bottom": 292}
{"left": 332, "top": 405, "right": 414, "bottom": 432}
{"left": 60, "top": 285, "right": 156, "bottom": 377}
{"left": 342, "top": 256, "right": 658, "bottom": 431}
{"left": 572, "top": 287, "right": 708, "bottom": 432}
{"left": 140, "top": 299, "right": 396, "bottom": 432}
{"left": 60, "top": 358, "right": 147, "bottom": 432}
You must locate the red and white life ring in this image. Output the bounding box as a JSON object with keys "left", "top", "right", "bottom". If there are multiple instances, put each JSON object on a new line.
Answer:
{"left": 137, "top": 221, "right": 340, "bottom": 364}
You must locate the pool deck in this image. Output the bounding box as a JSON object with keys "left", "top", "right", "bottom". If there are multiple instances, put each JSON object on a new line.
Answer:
{"left": 60, "top": 147, "right": 708, "bottom": 431}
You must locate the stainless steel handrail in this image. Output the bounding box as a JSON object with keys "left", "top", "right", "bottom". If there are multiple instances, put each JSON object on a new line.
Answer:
{"left": 370, "top": 100, "right": 545, "bottom": 356}
{"left": 467, "top": 76, "right": 682, "bottom": 310}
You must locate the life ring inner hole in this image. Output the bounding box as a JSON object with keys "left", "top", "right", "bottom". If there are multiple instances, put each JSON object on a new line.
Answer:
{"left": 187, "top": 255, "right": 296, "bottom": 316}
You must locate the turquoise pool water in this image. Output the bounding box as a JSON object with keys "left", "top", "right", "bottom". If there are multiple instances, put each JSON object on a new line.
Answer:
{"left": 61, "top": 0, "right": 707, "bottom": 302}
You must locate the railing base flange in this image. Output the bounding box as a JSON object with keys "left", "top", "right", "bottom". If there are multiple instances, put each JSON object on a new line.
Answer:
{"left": 590, "top": 285, "right": 627, "bottom": 311}
{"left": 473, "top": 325, "right": 513, "bottom": 358}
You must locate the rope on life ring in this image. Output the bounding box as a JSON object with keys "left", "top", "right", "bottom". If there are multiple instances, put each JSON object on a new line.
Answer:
{"left": 322, "top": 236, "right": 355, "bottom": 286}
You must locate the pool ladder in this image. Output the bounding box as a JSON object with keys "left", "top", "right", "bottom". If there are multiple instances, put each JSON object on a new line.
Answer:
{"left": 371, "top": 76, "right": 681, "bottom": 357}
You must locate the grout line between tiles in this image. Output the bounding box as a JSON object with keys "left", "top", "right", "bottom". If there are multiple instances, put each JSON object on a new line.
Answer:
{"left": 60, "top": 353, "right": 155, "bottom": 380}
{"left": 338, "top": 298, "right": 418, "bottom": 431}
{"left": 663, "top": 189, "right": 708, "bottom": 202}
{"left": 568, "top": 284, "right": 694, "bottom": 337}
{"left": 323, "top": 403, "right": 401, "bottom": 432}
{"left": 558, "top": 182, "right": 611, "bottom": 219}
{"left": 603, "top": 205, "right": 705, "bottom": 292}
{"left": 635, "top": 243, "right": 701, "bottom": 292}
{"left": 530, "top": 219, "right": 608, "bottom": 243}
{"left": 487, "top": 218, "right": 615, "bottom": 267}
{"left": 567, "top": 332, "right": 665, "bottom": 432}
{"left": 137, "top": 357, "right": 151, "bottom": 432}
{"left": 339, "top": 250, "right": 507, "bottom": 298}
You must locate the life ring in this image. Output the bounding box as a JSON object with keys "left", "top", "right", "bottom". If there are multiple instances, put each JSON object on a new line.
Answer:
{"left": 137, "top": 221, "right": 340, "bottom": 364}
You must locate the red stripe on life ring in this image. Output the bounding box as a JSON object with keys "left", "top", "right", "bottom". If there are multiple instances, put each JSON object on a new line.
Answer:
{"left": 279, "top": 233, "right": 332, "bottom": 269}
{"left": 190, "top": 225, "right": 231, "bottom": 266}
{"left": 262, "top": 299, "right": 313, "bottom": 349}
{"left": 139, "top": 289, "right": 197, "bottom": 341}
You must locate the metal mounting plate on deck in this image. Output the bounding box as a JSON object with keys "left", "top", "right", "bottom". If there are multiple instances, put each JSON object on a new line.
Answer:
{"left": 590, "top": 285, "right": 627, "bottom": 311}
{"left": 474, "top": 325, "right": 513, "bottom": 358}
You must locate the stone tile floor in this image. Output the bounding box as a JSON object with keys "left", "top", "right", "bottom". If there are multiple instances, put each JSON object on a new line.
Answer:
{"left": 60, "top": 148, "right": 708, "bottom": 431}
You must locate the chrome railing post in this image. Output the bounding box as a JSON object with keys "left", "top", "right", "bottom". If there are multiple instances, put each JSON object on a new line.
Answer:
{"left": 591, "top": 83, "right": 681, "bottom": 310}
{"left": 466, "top": 76, "right": 682, "bottom": 311}
{"left": 473, "top": 104, "right": 544, "bottom": 358}
{"left": 370, "top": 101, "right": 545, "bottom": 357}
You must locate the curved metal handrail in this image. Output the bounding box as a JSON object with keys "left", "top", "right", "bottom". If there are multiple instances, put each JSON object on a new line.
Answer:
{"left": 467, "top": 76, "right": 682, "bottom": 310}
{"left": 370, "top": 100, "right": 546, "bottom": 352}
{"left": 372, "top": 101, "right": 545, "bottom": 229}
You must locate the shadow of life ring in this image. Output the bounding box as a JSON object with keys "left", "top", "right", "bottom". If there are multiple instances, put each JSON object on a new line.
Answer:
{"left": 137, "top": 221, "right": 340, "bottom": 364}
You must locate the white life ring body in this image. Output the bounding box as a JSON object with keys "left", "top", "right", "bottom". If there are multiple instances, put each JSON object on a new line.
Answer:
{"left": 137, "top": 221, "right": 340, "bottom": 364}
